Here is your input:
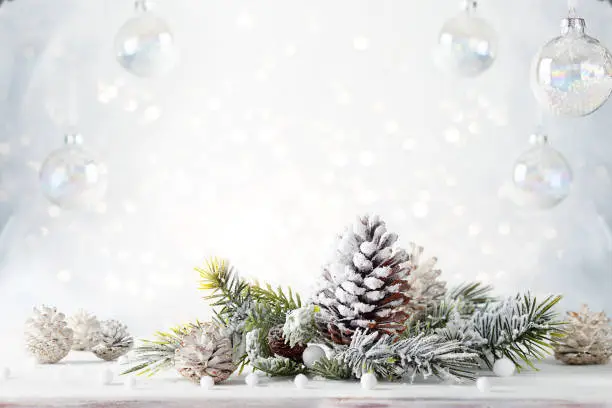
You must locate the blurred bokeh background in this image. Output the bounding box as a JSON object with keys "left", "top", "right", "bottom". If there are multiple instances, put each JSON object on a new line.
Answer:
{"left": 0, "top": 0, "right": 611, "bottom": 343}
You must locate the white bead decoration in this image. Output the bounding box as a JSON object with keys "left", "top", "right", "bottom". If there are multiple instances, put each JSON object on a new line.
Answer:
{"left": 200, "top": 376, "right": 215, "bottom": 390}
{"left": 245, "top": 372, "right": 259, "bottom": 387}
{"left": 0, "top": 367, "right": 10, "bottom": 381}
{"left": 493, "top": 358, "right": 516, "bottom": 377}
{"left": 360, "top": 372, "right": 378, "bottom": 390}
{"left": 476, "top": 377, "right": 491, "bottom": 393}
{"left": 100, "top": 368, "right": 114, "bottom": 385}
{"left": 302, "top": 345, "right": 326, "bottom": 369}
{"left": 294, "top": 373, "right": 309, "bottom": 389}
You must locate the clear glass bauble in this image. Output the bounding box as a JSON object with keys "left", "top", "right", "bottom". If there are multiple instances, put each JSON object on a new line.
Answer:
{"left": 512, "top": 133, "right": 572, "bottom": 209}
{"left": 532, "top": 16, "right": 612, "bottom": 117}
{"left": 435, "top": 1, "right": 497, "bottom": 77}
{"left": 115, "top": 0, "right": 175, "bottom": 77}
{"left": 39, "top": 134, "right": 108, "bottom": 209}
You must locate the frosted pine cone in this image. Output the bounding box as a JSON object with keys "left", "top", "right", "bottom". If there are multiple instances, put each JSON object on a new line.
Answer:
{"left": 25, "top": 306, "right": 74, "bottom": 364}
{"left": 92, "top": 320, "right": 134, "bottom": 361}
{"left": 267, "top": 324, "right": 306, "bottom": 361}
{"left": 68, "top": 310, "right": 101, "bottom": 351}
{"left": 313, "top": 214, "right": 412, "bottom": 344}
{"left": 175, "top": 323, "right": 236, "bottom": 384}
{"left": 403, "top": 243, "right": 447, "bottom": 317}
{"left": 554, "top": 305, "right": 612, "bottom": 365}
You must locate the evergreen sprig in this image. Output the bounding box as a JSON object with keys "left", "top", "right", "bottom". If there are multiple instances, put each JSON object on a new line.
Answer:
{"left": 121, "top": 322, "right": 202, "bottom": 377}
{"left": 250, "top": 283, "right": 302, "bottom": 312}
{"left": 315, "top": 330, "right": 478, "bottom": 382}
{"left": 311, "top": 356, "right": 353, "bottom": 380}
{"left": 450, "top": 282, "right": 496, "bottom": 316}
{"left": 252, "top": 356, "right": 306, "bottom": 377}
{"left": 196, "top": 257, "right": 252, "bottom": 326}
{"left": 439, "top": 293, "right": 564, "bottom": 371}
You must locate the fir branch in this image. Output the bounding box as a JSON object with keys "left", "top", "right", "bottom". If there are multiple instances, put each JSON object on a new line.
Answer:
{"left": 252, "top": 356, "right": 306, "bottom": 377}
{"left": 403, "top": 300, "right": 455, "bottom": 338}
{"left": 317, "top": 330, "right": 478, "bottom": 382}
{"left": 121, "top": 322, "right": 202, "bottom": 377}
{"left": 450, "top": 282, "right": 496, "bottom": 316}
{"left": 439, "top": 293, "right": 564, "bottom": 371}
{"left": 311, "top": 356, "right": 353, "bottom": 380}
{"left": 250, "top": 283, "right": 302, "bottom": 312}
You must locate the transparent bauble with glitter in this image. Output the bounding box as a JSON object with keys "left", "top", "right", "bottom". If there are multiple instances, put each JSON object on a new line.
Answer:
{"left": 435, "top": 0, "right": 497, "bottom": 77}
{"left": 532, "top": 13, "right": 612, "bottom": 117}
{"left": 39, "top": 134, "right": 108, "bottom": 209}
{"left": 115, "top": 0, "right": 175, "bottom": 77}
{"left": 513, "top": 133, "right": 572, "bottom": 209}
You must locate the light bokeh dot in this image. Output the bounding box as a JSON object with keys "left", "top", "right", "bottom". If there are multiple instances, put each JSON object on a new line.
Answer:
{"left": 444, "top": 127, "right": 461, "bottom": 143}
{"left": 468, "top": 224, "right": 481, "bottom": 236}
{"left": 359, "top": 151, "right": 375, "bottom": 167}
{"left": 498, "top": 223, "right": 511, "bottom": 235}
{"left": 412, "top": 202, "right": 429, "bottom": 218}
{"left": 57, "top": 270, "right": 71, "bottom": 283}
{"left": 353, "top": 36, "right": 370, "bottom": 51}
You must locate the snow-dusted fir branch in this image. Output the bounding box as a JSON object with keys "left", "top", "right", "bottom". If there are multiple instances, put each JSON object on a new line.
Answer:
{"left": 313, "top": 329, "right": 478, "bottom": 382}
{"left": 251, "top": 356, "right": 306, "bottom": 377}
{"left": 438, "top": 293, "right": 564, "bottom": 370}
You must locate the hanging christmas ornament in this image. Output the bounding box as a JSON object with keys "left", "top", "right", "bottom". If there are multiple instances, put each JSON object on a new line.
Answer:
{"left": 115, "top": 0, "right": 176, "bottom": 78}
{"left": 39, "top": 133, "right": 108, "bottom": 209}
{"left": 513, "top": 132, "right": 572, "bottom": 209}
{"left": 531, "top": 7, "right": 612, "bottom": 117}
{"left": 435, "top": 0, "right": 497, "bottom": 77}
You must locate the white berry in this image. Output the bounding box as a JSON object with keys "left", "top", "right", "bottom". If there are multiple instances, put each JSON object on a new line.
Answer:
{"left": 124, "top": 376, "right": 136, "bottom": 389}
{"left": 200, "top": 376, "right": 215, "bottom": 390}
{"left": 302, "top": 345, "right": 326, "bottom": 369}
{"left": 493, "top": 358, "right": 515, "bottom": 377}
{"left": 360, "top": 372, "right": 378, "bottom": 390}
{"left": 476, "top": 377, "right": 491, "bottom": 393}
{"left": 0, "top": 367, "right": 10, "bottom": 381}
{"left": 245, "top": 372, "right": 259, "bottom": 387}
{"left": 100, "top": 368, "right": 114, "bottom": 385}
{"left": 294, "top": 373, "right": 308, "bottom": 389}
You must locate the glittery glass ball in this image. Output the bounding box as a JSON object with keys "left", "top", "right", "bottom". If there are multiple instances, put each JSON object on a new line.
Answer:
{"left": 532, "top": 17, "right": 612, "bottom": 117}
{"left": 115, "top": 11, "right": 175, "bottom": 77}
{"left": 513, "top": 134, "right": 572, "bottom": 209}
{"left": 436, "top": 11, "right": 497, "bottom": 77}
{"left": 39, "top": 135, "right": 107, "bottom": 209}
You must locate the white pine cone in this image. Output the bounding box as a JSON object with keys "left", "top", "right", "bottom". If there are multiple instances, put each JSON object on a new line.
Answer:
{"left": 25, "top": 305, "right": 74, "bottom": 364}
{"left": 403, "top": 243, "right": 447, "bottom": 316}
{"left": 68, "top": 310, "right": 101, "bottom": 351}
{"left": 91, "top": 320, "right": 134, "bottom": 361}
{"left": 554, "top": 305, "right": 612, "bottom": 365}
{"left": 175, "top": 323, "right": 236, "bottom": 384}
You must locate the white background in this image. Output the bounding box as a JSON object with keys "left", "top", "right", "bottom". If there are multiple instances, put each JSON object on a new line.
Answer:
{"left": 0, "top": 0, "right": 611, "bottom": 340}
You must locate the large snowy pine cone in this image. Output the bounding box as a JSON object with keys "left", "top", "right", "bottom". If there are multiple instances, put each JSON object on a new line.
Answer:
{"left": 25, "top": 305, "right": 74, "bottom": 364}
{"left": 175, "top": 323, "right": 237, "bottom": 384}
{"left": 91, "top": 319, "right": 134, "bottom": 361}
{"left": 313, "top": 214, "right": 413, "bottom": 345}
{"left": 267, "top": 324, "right": 306, "bottom": 361}
{"left": 68, "top": 310, "right": 101, "bottom": 351}
{"left": 554, "top": 305, "right": 612, "bottom": 365}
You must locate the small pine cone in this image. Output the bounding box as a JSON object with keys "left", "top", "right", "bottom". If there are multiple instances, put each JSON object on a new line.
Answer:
{"left": 175, "top": 323, "right": 236, "bottom": 384}
{"left": 91, "top": 320, "right": 134, "bottom": 361}
{"left": 68, "top": 310, "right": 101, "bottom": 351}
{"left": 267, "top": 324, "right": 306, "bottom": 361}
{"left": 554, "top": 305, "right": 612, "bottom": 366}
{"left": 25, "top": 305, "right": 74, "bottom": 364}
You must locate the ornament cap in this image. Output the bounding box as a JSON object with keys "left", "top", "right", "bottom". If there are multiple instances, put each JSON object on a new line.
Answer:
{"left": 461, "top": 0, "right": 477, "bottom": 13}
{"left": 561, "top": 17, "right": 586, "bottom": 36}
{"left": 529, "top": 133, "right": 549, "bottom": 146}
{"left": 64, "top": 133, "right": 84, "bottom": 145}
{"left": 135, "top": 0, "right": 155, "bottom": 12}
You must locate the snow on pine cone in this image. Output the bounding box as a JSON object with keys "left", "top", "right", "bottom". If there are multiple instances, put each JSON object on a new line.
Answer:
{"left": 174, "top": 323, "right": 236, "bottom": 384}
{"left": 554, "top": 305, "right": 612, "bottom": 365}
{"left": 313, "top": 214, "right": 413, "bottom": 345}
{"left": 68, "top": 310, "right": 101, "bottom": 351}
{"left": 267, "top": 324, "right": 306, "bottom": 361}
{"left": 91, "top": 319, "right": 134, "bottom": 361}
{"left": 25, "top": 305, "right": 74, "bottom": 364}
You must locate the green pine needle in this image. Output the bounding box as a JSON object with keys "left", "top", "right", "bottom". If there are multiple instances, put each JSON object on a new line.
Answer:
{"left": 310, "top": 357, "right": 353, "bottom": 380}
{"left": 252, "top": 356, "right": 306, "bottom": 377}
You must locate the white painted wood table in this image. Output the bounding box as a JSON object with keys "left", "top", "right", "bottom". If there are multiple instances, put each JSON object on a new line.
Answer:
{"left": 0, "top": 352, "right": 610, "bottom": 407}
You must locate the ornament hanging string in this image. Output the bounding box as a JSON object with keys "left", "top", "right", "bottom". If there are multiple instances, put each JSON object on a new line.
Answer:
{"left": 568, "top": 0, "right": 578, "bottom": 15}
